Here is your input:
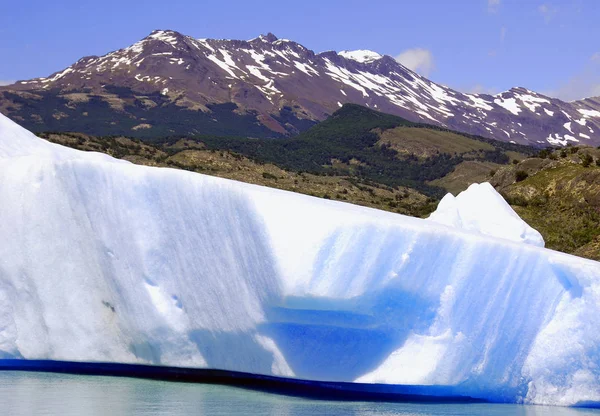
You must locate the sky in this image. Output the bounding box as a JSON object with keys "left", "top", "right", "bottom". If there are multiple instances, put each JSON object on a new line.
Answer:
{"left": 0, "top": 0, "right": 598, "bottom": 101}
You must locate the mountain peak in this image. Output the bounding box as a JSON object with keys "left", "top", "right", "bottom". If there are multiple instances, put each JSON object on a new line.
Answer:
{"left": 147, "top": 29, "right": 183, "bottom": 38}
{"left": 143, "top": 29, "right": 187, "bottom": 47}
{"left": 258, "top": 33, "right": 278, "bottom": 43}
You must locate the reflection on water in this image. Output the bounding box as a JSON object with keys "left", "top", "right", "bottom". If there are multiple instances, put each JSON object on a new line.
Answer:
{"left": 0, "top": 371, "right": 598, "bottom": 416}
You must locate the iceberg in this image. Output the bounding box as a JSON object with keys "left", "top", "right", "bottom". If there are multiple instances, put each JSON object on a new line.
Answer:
{"left": 0, "top": 113, "right": 599, "bottom": 407}
{"left": 427, "top": 182, "right": 545, "bottom": 247}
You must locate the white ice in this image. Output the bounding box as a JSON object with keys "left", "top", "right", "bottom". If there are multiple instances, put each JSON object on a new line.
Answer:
{"left": 0, "top": 114, "right": 599, "bottom": 407}
{"left": 427, "top": 183, "right": 544, "bottom": 247}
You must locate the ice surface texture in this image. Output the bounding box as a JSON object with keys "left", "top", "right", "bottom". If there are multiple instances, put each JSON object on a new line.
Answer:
{"left": 427, "top": 182, "right": 545, "bottom": 247}
{"left": 0, "top": 114, "right": 599, "bottom": 406}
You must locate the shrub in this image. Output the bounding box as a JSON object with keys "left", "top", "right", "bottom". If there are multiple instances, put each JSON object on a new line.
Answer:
{"left": 262, "top": 172, "right": 278, "bottom": 180}
{"left": 581, "top": 153, "right": 593, "bottom": 168}
{"left": 537, "top": 149, "right": 550, "bottom": 159}
{"left": 515, "top": 170, "right": 529, "bottom": 182}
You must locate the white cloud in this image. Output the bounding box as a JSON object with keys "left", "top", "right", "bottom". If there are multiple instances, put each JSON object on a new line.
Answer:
{"left": 0, "top": 80, "right": 15, "bottom": 86}
{"left": 538, "top": 4, "right": 558, "bottom": 23}
{"left": 395, "top": 48, "right": 435, "bottom": 77}
{"left": 546, "top": 53, "right": 600, "bottom": 101}
{"left": 488, "top": 0, "right": 501, "bottom": 13}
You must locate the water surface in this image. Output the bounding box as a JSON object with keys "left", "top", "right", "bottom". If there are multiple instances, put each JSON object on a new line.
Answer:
{"left": 0, "top": 371, "right": 598, "bottom": 416}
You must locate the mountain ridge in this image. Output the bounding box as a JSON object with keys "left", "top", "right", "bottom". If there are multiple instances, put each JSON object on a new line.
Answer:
{"left": 1, "top": 29, "right": 600, "bottom": 146}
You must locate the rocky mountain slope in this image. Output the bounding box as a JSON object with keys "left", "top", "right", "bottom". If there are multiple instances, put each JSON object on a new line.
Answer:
{"left": 1, "top": 30, "right": 600, "bottom": 146}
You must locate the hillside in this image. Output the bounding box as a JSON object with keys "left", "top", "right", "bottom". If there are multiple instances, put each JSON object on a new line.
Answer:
{"left": 39, "top": 130, "right": 435, "bottom": 217}
{"left": 172, "top": 104, "right": 534, "bottom": 195}
{"left": 491, "top": 145, "right": 600, "bottom": 260}
{"left": 38, "top": 104, "right": 533, "bottom": 213}
{"left": 36, "top": 104, "right": 600, "bottom": 260}
{"left": 2, "top": 29, "right": 600, "bottom": 145}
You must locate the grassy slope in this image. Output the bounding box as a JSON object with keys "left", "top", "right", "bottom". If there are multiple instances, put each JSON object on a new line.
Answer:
{"left": 429, "top": 161, "right": 503, "bottom": 195}
{"left": 40, "top": 133, "right": 435, "bottom": 217}
{"left": 153, "top": 104, "right": 533, "bottom": 197}
{"left": 493, "top": 146, "right": 600, "bottom": 260}
{"left": 38, "top": 104, "right": 535, "bottom": 220}
{"left": 377, "top": 126, "right": 495, "bottom": 158}
{"left": 39, "top": 113, "right": 600, "bottom": 260}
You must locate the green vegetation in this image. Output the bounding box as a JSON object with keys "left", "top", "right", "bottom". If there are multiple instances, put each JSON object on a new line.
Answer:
{"left": 493, "top": 145, "right": 600, "bottom": 260}
{"left": 515, "top": 170, "right": 529, "bottom": 182}
{"left": 152, "top": 104, "right": 534, "bottom": 198}
{"left": 38, "top": 103, "right": 535, "bottom": 219}
{"left": 581, "top": 153, "right": 593, "bottom": 168}
{"left": 40, "top": 131, "right": 436, "bottom": 218}
{"left": 378, "top": 126, "right": 494, "bottom": 158}
{"left": 41, "top": 104, "right": 600, "bottom": 260}
{"left": 1, "top": 88, "right": 311, "bottom": 139}
{"left": 429, "top": 161, "right": 503, "bottom": 195}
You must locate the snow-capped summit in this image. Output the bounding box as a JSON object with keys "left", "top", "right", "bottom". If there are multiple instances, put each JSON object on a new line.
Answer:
{"left": 1, "top": 29, "right": 600, "bottom": 145}
{"left": 338, "top": 49, "right": 383, "bottom": 63}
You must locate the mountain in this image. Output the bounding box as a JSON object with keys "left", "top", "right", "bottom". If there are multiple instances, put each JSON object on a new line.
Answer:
{"left": 1, "top": 29, "right": 600, "bottom": 146}
{"left": 2, "top": 111, "right": 600, "bottom": 406}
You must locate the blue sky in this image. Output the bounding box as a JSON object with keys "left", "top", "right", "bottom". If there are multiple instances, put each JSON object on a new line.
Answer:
{"left": 0, "top": 0, "right": 597, "bottom": 100}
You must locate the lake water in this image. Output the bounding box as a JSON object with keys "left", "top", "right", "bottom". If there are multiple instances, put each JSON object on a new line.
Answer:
{"left": 0, "top": 371, "right": 598, "bottom": 416}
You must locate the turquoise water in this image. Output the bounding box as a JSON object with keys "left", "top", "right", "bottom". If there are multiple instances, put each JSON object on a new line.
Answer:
{"left": 0, "top": 371, "right": 598, "bottom": 416}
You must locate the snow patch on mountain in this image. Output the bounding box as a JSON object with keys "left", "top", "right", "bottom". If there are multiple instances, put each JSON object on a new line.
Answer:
{"left": 494, "top": 96, "right": 522, "bottom": 116}
{"left": 564, "top": 122, "right": 573, "bottom": 133}
{"left": 339, "top": 50, "right": 383, "bottom": 64}
{"left": 579, "top": 109, "right": 600, "bottom": 118}
{"left": 514, "top": 92, "right": 550, "bottom": 113}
